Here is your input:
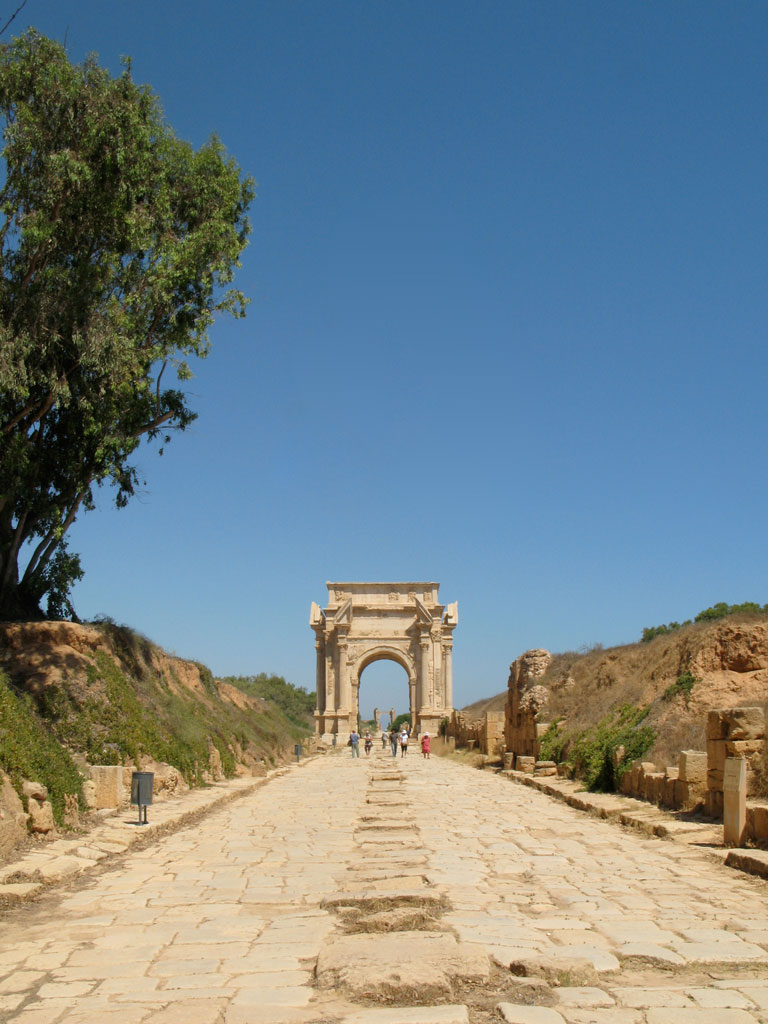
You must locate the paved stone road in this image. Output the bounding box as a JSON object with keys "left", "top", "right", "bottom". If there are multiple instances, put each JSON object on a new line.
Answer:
{"left": 2, "top": 748, "right": 768, "bottom": 1024}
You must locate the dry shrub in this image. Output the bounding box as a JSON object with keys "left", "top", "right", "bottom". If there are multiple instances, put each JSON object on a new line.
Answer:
{"left": 647, "top": 716, "right": 706, "bottom": 769}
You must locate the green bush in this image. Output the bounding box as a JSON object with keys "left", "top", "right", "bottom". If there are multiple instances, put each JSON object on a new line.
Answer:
{"left": 642, "top": 601, "right": 768, "bottom": 641}
{"left": 662, "top": 671, "right": 698, "bottom": 707}
{"left": 224, "top": 673, "right": 315, "bottom": 729}
{"left": 547, "top": 704, "right": 655, "bottom": 792}
{"left": 0, "top": 670, "right": 83, "bottom": 823}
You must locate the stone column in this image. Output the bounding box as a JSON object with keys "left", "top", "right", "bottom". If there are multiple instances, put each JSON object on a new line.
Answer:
{"left": 443, "top": 642, "right": 453, "bottom": 711}
{"left": 316, "top": 640, "right": 326, "bottom": 714}
{"left": 325, "top": 647, "right": 336, "bottom": 713}
{"left": 337, "top": 640, "right": 349, "bottom": 711}
{"left": 420, "top": 638, "right": 431, "bottom": 709}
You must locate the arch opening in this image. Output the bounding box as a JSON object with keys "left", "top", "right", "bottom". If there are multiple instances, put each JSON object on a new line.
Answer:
{"left": 357, "top": 658, "right": 411, "bottom": 730}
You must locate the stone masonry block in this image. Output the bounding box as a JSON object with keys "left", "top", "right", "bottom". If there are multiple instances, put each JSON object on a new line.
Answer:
{"left": 707, "top": 739, "right": 727, "bottom": 773}
{"left": 515, "top": 756, "right": 535, "bottom": 774}
{"left": 707, "top": 768, "right": 724, "bottom": 791}
{"left": 721, "top": 707, "right": 765, "bottom": 741}
{"left": 707, "top": 710, "right": 727, "bottom": 740}
{"left": 674, "top": 778, "right": 703, "bottom": 810}
{"left": 726, "top": 739, "right": 763, "bottom": 757}
{"left": 664, "top": 767, "right": 679, "bottom": 781}
{"left": 705, "top": 788, "right": 724, "bottom": 818}
{"left": 89, "top": 766, "right": 124, "bottom": 810}
{"left": 748, "top": 804, "right": 768, "bottom": 842}
{"left": 678, "top": 750, "right": 707, "bottom": 784}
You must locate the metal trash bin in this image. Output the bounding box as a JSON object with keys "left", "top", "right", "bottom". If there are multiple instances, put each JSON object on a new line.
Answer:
{"left": 131, "top": 771, "right": 154, "bottom": 824}
{"left": 294, "top": 744, "right": 303, "bottom": 762}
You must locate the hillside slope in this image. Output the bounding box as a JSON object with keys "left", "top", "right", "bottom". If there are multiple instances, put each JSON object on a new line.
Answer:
{"left": 0, "top": 621, "right": 314, "bottom": 853}
{"left": 537, "top": 616, "right": 768, "bottom": 764}
{"left": 469, "top": 615, "right": 768, "bottom": 784}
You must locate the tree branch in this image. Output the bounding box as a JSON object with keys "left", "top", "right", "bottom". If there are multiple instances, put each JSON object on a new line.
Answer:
{"left": 0, "top": 0, "right": 29, "bottom": 38}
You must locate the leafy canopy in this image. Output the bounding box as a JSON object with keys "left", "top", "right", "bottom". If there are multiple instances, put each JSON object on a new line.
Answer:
{"left": 0, "top": 30, "right": 253, "bottom": 618}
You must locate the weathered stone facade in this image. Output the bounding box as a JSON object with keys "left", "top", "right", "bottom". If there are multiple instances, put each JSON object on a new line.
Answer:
{"left": 504, "top": 648, "right": 553, "bottom": 761}
{"left": 311, "top": 582, "right": 457, "bottom": 741}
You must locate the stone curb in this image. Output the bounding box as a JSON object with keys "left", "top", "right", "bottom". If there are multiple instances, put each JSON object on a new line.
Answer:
{"left": 0, "top": 755, "right": 318, "bottom": 911}
{"left": 501, "top": 770, "right": 735, "bottom": 864}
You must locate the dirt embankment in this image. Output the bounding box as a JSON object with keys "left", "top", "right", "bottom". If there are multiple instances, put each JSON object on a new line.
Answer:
{"left": 0, "top": 620, "right": 313, "bottom": 858}
{"left": 508, "top": 617, "right": 768, "bottom": 765}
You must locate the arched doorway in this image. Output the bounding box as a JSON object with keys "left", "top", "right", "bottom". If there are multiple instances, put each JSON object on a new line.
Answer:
{"left": 310, "top": 581, "right": 458, "bottom": 742}
{"left": 357, "top": 658, "right": 411, "bottom": 732}
{"left": 355, "top": 647, "right": 415, "bottom": 732}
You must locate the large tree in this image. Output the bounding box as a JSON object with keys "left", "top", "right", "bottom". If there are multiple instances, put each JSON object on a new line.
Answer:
{"left": 0, "top": 30, "right": 253, "bottom": 619}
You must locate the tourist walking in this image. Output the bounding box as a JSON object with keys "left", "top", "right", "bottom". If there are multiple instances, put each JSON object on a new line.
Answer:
{"left": 364, "top": 731, "right": 372, "bottom": 756}
{"left": 349, "top": 729, "right": 360, "bottom": 757}
{"left": 381, "top": 729, "right": 387, "bottom": 749}
{"left": 421, "top": 732, "right": 431, "bottom": 759}
{"left": 390, "top": 729, "right": 398, "bottom": 758}
{"left": 400, "top": 728, "right": 409, "bottom": 757}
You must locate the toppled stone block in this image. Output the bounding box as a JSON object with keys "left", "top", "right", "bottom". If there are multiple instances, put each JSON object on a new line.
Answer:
{"left": 534, "top": 761, "right": 557, "bottom": 777}
{"left": 82, "top": 780, "right": 97, "bottom": 809}
{"left": 515, "top": 756, "right": 535, "bottom": 774}
{"left": 28, "top": 798, "right": 55, "bottom": 833}
{"left": 678, "top": 750, "right": 707, "bottom": 784}
{"left": 22, "top": 780, "right": 48, "bottom": 801}
{"left": 89, "top": 766, "right": 124, "bottom": 810}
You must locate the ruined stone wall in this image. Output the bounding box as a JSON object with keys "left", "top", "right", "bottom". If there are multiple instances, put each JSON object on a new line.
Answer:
{"left": 447, "top": 709, "right": 505, "bottom": 755}
{"left": 504, "top": 648, "right": 552, "bottom": 761}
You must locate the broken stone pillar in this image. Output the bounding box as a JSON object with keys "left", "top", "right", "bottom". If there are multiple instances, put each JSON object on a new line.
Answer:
{"left": 723, "top": 756, "right": 747, "bottom": 846}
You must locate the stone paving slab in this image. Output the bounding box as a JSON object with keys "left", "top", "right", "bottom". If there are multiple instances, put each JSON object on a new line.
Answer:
{"left": 1, "top": 749, "right": 768, "bottom": 1023}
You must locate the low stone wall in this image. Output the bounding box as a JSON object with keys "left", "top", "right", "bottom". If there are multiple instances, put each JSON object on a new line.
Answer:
{"left": 618, "top": 706, "right": 768, "bottom": 845}
{"left": 447, "top": 710, "right": 505, "bottom": 756}
{"left": 619, "top": 750, "right": 707, "bottom": 811}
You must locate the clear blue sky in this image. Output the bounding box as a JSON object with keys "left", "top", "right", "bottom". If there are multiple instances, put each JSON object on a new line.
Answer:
{"left": 18, "top": 0, "right": 768, "bottom": 717}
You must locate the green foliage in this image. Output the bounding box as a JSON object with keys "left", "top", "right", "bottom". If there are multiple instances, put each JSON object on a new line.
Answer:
{"left": 641, "top": 602, "right": 768, "bottom": 641}
{"left": 224, "top": 674, "right": 315, "bottom": 729}
{"left": 662, "top": 671, "right": 698, "bottom": 707}
{"left": 0, "top": 669, "right": 83, "bottom": 823}
{"left": 0, "top": 30, "right": 253, "bottom": 619}
{"left": 22, "top": 624, "right": 311, "bottom": 790}
{"left": 694, "top": 601, "right": 766, "bottom": 622}
{"left": 391, "top": 712, "right": 411, "bottom": 733}
{"left": 547, "top": 704, "right": 655, "bottom": 792}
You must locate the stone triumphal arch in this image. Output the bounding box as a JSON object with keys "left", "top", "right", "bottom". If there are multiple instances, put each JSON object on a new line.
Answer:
{"left": 310, "top": 582, "right": 458, "bottom": 742}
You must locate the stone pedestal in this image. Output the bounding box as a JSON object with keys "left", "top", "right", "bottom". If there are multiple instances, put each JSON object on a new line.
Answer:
{"left": 724, "top": 757, "right": 747, "bottom": 846}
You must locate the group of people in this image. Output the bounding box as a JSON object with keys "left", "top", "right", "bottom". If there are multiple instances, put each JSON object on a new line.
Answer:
{"left": 347, "top": 725, "right": 431, "bottom": 759}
